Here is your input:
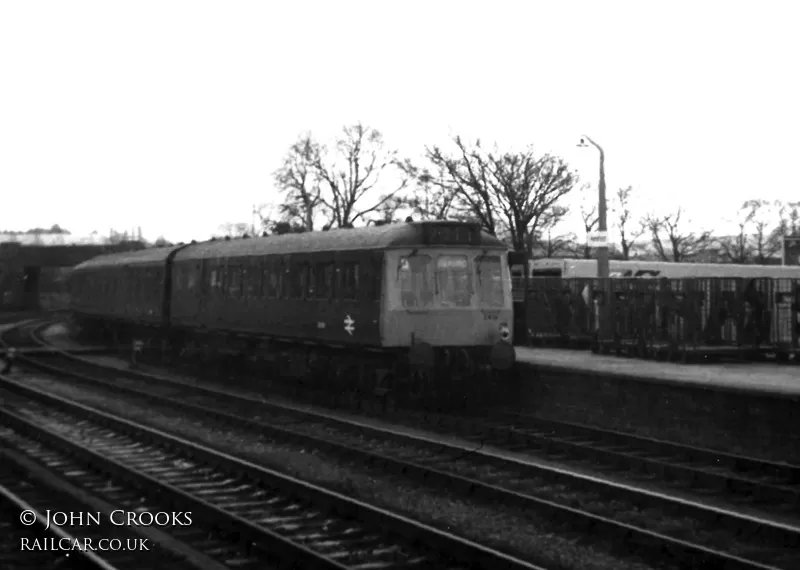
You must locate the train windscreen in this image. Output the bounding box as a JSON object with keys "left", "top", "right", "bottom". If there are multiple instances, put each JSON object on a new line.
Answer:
{"left": 477, "top": 255, "right": 505, "bottom": 307}
{"left": 435, "top": 255, "right": 472, "bottom": 307}
{"left": 398, "top": 254, "right": 434, "bottom": 308}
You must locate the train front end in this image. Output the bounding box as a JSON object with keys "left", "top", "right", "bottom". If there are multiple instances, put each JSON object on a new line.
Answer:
{"left": 382, "top": 241, "right": 516, "bottom": 376}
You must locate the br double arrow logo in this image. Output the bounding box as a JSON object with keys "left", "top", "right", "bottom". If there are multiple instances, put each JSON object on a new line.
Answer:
{"left": 343, "top": 315, "right": 355, "bottom": 335}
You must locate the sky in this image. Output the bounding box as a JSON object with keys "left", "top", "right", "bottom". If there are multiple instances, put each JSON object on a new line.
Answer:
{"left": 1, "top": 1, "right": 799, "bottom": 244}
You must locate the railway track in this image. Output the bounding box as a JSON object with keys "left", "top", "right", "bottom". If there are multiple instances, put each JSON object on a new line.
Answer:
{"left": 24, "top": 320, "right": 800, "bottom": 518}
{"left": 4, "top": 324, "right": 799, "bottom": 569}
{"left": 26, "top": 322, "right": 800, "bottom": 519}
{"left": 0, "top": 381, "right": 539, "bottom": 570}
{"left": 0, "top": 444, "right": 232, "bottom": 570}
{"left": 457, "top": 409, "right": 800, "bottom": 511}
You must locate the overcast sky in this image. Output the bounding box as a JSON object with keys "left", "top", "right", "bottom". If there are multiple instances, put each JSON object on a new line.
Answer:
{"left": 1, "top": 1, "right": 798, "bottom": 243}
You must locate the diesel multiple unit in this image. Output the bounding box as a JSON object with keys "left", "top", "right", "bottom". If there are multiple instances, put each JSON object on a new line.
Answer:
{"left": 68, "top": 221, "right": 516, "bottom": 387}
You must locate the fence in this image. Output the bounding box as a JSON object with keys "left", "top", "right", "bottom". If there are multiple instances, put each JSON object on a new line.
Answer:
{"left": 515, "top": 277, "right": 800, "bottom": 360}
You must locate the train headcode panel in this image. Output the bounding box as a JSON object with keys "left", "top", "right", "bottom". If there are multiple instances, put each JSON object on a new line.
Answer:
{"left": 422, "top": 223, "right": 481, "bottom": 246}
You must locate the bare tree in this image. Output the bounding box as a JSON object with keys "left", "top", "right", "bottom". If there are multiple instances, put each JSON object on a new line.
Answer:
{"left": 273, "top": 135, "right": 324, "bottom": 231}
{"left": 773, "top": 200, "right": 800, "bottom": 238}
{"left": 744, "top": 200, "right": 775, "bottom": 263}
{"left": 530, "top": 204, "right": 575, "bottom": 257}
{"left": 539, "top": 230, "right": 579, "bottom": 258}
{"left": 577, "top": 184, "right": 599, "bottom": 259}
{"left": 272, "top": 123, "right": 409, "bottom": 230}
{"left": 643, "top": 208, "right": 712, "bottom": 262}
{"left": 401, "top": 161, "right": 459, "bottom": 221}
{"left": 718, "top": 201, "right": 761, "bottom": 263}
{"left": 735, "top": 199, "right": 800, "bottom": 263}
{"left": 613, "top": 186, "right": 646, "bottom": 260}
{"left": 422, "top": 136, "right": 577, "bottom": 253}
{"left": 423, "top": 138, "right": 499, "bottom": 234}
{"left": 313, "top": 123, "right": 409, "bottom": 228}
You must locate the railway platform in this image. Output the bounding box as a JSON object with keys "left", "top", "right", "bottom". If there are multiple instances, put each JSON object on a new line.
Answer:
{"left": 516, "top": 346, "right": 800, "bottom": 397}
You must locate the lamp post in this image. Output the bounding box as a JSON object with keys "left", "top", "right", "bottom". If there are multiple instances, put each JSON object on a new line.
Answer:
{"left": 577, "top": 135, "right": 609, "bottom": 279}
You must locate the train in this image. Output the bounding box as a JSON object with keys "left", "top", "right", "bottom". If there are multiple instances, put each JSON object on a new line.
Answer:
{"left": 67, "top": 220, "right": 517, "bottom": 393}
{"left": 521, "top": 258, "right": 800, "bottom": 279}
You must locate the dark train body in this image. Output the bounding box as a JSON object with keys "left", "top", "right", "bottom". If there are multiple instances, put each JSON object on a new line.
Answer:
{"left": 68, "top": 221, "right": 516, "bottom": 390}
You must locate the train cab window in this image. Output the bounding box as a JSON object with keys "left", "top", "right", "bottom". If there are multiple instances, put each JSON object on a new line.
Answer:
{"left": 476, "top": 255, "right": 504, "bottom": 307}
{"left": 187, "top": 267, "right": 197, "bottom": 291}
{"left": 398, "top": 254, "right": 433, "bottom": 308}
{"left": 436, "top": 255, "right": 472, "bottom": 308}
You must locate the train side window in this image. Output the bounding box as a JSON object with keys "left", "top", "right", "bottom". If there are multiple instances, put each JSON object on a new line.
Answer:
{"left": 315, "top": 263, "right": 331, "bottom": 299}
{"left": 275, "top": 260, "right": 284, "bottom": 298}
{"left": 175, "top": 267, "right": 184, "bottom": 293}
{"left": 297, "top": 263, "right": 309, "bottom": 299}
{"left": 229, "top": 266, "right": 242, "bottom": 298}
{"left": 220, "top": 263, "right": 228, "bottom": 292}
{"left": 324, "top": 264, "right": 335, "bottom": 298}
{"left": 283, "top": 256, "right": 292, "bottom": 299}
{"left": 260, "top": 261, "right": 268, "bottom": 297}
{"left": 264, "top": 260, "right": 277, "bottom": 298}
{"left": 245, "top": 261, "right": 259, "bottom": 298}
{"left": 338, "top": 262, "right": 359, "bottom": 300}
{"left": 257, "top": 259, "right": 266, "bottom": 298}
{"left": 241, "top": 266, "right": 249, "bottom": 298}
{"left": 187, "top": 266, "right": 197, "bottom": 291}
{"left": 307, "top": 264, "right": 316, "bottom": 298}
{"left": 370, "top": 257, "right": 383, "bottom": 301}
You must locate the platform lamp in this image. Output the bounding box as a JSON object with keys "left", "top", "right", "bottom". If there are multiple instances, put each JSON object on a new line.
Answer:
{"left": 578, "top": 135, "right": 610, "bottom": 348}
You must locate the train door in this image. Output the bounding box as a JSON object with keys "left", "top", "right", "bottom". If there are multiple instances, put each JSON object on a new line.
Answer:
{"left": 507, "top": 251, "right": 528, "bottom": 345}
{"left": 313, "top": 252, "right": 335, "bottom": 339}
{"left": 198, "top": 258, "right": 210, "bottom": 320}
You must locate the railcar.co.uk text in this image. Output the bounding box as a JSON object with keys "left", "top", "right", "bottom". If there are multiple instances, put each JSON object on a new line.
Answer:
{"left": 18, "top": 509, "right": 194, "bottom": 552}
